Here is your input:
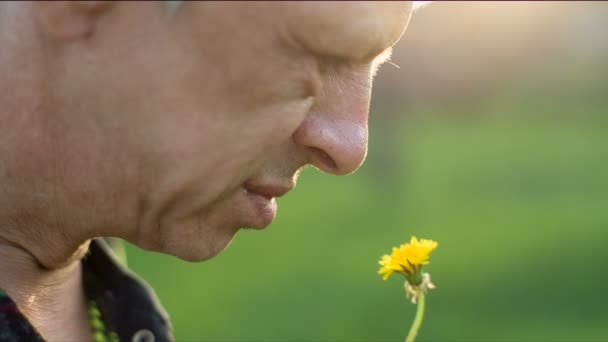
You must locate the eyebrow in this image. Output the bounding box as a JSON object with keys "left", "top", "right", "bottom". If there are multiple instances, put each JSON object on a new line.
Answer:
{"left": 375, "top": 47, "right": 394, "bottom": 66}
{"left": 371, "top": 47, "right": 395, "bottom": 77}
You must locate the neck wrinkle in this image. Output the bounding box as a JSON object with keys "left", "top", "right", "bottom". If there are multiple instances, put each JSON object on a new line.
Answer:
{"left": 0, "top": 237, "right": 92, "bottom": 341}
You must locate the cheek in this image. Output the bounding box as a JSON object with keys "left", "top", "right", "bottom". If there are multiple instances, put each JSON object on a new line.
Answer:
{"left": 211, "top": 96, "right": 313, "bottom": 181}
{"left": 147, "top": 95, "right": 311, "bottom": 184}
{"left": 254, "top": 97, "right": 315, "bottom": 144}
{"left": 135, "top": 40, "right": 315, "bottom": 188}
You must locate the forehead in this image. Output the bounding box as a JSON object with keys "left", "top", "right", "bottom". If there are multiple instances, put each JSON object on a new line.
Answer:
{"left": 281, "top": 1, "right": 414, "bottom": 61}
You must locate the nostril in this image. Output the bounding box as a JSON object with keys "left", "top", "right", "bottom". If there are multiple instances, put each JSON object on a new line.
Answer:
{"left": 293, "top": 113, "right": 369, "bottom": 175}
{"left": 310, "top": 147, "right": 337, "bottom": 172}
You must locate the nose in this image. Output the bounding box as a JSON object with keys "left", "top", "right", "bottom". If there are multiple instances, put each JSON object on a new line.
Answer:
{"left": 292, "top": 100, "right": 369, "bottom": 176}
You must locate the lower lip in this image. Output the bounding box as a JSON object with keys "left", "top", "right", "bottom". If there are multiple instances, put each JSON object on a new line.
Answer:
{"left": 245, "top": 191, "right": 277, "bottom": 229}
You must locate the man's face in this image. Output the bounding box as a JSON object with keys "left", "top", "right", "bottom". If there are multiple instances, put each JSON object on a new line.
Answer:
{"left": 58, "top": 2, "right": 412, "bottom": 261}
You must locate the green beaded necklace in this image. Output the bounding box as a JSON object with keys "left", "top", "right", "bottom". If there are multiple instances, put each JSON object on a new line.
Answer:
{"left": 87, "top": 300, "right": 119, "bottom": 342}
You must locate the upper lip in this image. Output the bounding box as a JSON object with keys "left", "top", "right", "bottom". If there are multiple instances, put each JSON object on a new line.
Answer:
{"left": 244, "top": 181, "right": 293, "bottom": 199}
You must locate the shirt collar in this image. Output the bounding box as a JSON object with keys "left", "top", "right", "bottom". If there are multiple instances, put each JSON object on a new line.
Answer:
{"left": 82, "top": 238, "right": 174, "bottom": 342}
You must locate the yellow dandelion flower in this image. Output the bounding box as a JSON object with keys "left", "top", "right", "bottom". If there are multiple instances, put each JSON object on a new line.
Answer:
{"left": 378, "top": 236, "right": 438, "bottom": 282}
{"left": 377, "top": 236, "right": 439, "bottom": 342}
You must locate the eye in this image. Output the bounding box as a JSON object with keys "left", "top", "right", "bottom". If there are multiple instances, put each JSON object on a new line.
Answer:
{"left": 298, "top": 94, "right": 315, "bottom": 116}
{"left": 285, "top": 64, "right": 322, "bottom": 101}
{"left": 303, "top": 71, "right": 323, "bottom": 99}
{"left": 295, "top": 91, "right": 316, "bottom": 123}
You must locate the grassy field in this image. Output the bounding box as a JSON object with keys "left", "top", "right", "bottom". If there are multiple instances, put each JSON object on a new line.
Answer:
{"left": 126, "top": 102, "right": 608, "bottom": 341}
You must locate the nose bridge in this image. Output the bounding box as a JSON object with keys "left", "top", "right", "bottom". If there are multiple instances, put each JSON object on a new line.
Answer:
{"left": 293, "top": 79, "right": 371, "bottom": 175}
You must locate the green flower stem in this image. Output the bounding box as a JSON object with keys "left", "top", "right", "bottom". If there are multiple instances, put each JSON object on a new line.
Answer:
{"left": 405, "top": 292, "right": 425, "bottom": 342}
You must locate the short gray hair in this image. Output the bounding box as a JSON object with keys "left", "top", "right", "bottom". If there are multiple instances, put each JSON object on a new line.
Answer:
{"left": 164, "top": 1, "right": 431, "bottom": 13}
{"left": 164, "top": 1, "right": 182, "bottom": 14}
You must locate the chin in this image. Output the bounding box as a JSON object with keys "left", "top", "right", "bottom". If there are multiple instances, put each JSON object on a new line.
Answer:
{"left": 144, "top": 216, "right": 241, "bottom": 262}
{"left": 167, "top": 237, "right": 235, "bottom": 262}
{"left": 133, "top": 188, "right": 251, "bottom": 262}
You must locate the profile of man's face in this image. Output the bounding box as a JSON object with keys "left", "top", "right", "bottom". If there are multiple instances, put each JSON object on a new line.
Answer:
{"left": 52, "top": 2, "right": 413, "bottom": 261}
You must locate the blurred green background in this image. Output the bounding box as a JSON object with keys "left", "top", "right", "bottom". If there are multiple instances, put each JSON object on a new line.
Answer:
{"left": 126, "top": 2, "right": 608, "bottom": 341}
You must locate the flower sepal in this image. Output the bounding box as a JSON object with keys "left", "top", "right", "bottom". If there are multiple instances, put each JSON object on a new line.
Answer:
{"left": 404, "top": 272, "right": 435, "bottom": 304}
{"left": 405, "top": 270, "right": 423, "bottom": 286}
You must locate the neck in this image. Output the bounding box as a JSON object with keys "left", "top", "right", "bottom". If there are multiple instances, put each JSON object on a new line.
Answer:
{"left": 0, "top": 9, "right": 125, "bottom": 339}
{"left": 0, "top": 235, "right": 93, "bottom": 340}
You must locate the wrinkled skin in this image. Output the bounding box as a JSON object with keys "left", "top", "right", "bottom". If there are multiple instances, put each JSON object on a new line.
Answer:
{"left": 0, "top": 1, "right": 414, "bottom": 339}
{"left": 1, "top": 1, "right": 413, "bottom": 263}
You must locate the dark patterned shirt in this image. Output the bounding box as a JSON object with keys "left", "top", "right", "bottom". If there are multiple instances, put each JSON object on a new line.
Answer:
{"left": 0, "top": 290, "right": 43, "bottom": 342}
{"left": 0, "top": 239, "right": 173, "bottom": 342}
